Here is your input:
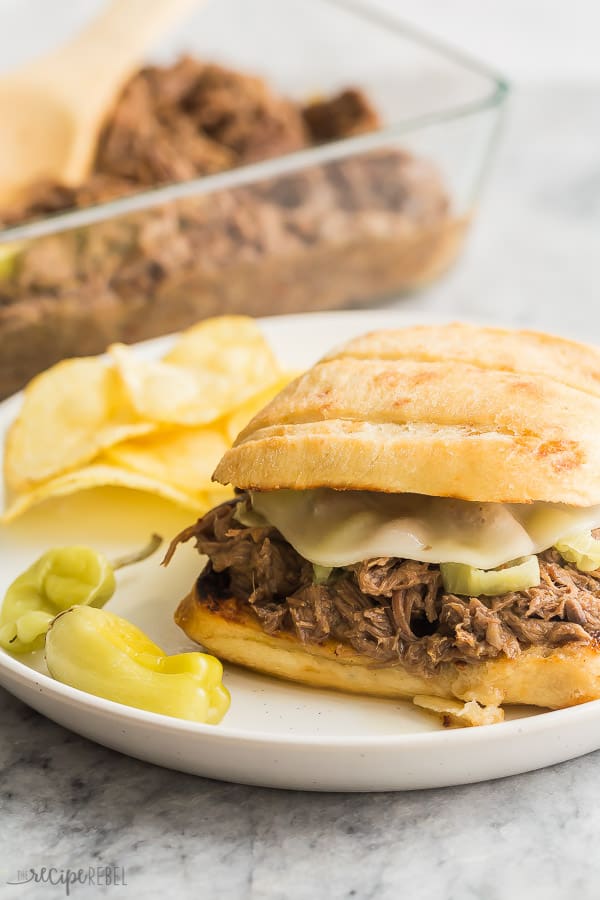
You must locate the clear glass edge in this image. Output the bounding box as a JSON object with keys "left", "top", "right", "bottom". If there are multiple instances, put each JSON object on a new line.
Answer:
{"left": 325, "top": 0, "right": 511, "bottom": 91}
{"left": 0, "top": 0, "right": 510, "bottom": 245}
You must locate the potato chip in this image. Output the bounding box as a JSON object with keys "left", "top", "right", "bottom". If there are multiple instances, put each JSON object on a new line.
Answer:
{"left": 110, "top": 346, "right": 281, "bottom": 428}
{"left": 110, "top": 317, "right": 281, "bottom": 426}
{"left": 205, "top": 485, "right": 235, "bottom": 506}
{"left": 109, "top": 345, "right": 205, "bottom": 424}
{"left": 2, "top": 315, "right": 292, "bottom": 520}
{"left": 163, "top": 315, "right": 278, "bottom": 376}
{"left": 224, "top": 373, "right": 300, "bottom": 443}
{"left": 105, "top": 428, "right": 230, "bottom": 494}
{"left": 2, "top": 462, "right": 213, "bottom": 523}
{"left": 4, "top": 359, "right": 154, "bottom": 494}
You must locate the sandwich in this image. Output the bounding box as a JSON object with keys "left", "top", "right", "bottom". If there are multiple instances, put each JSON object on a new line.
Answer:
{"left": 165, "top": 323, "right": 600, "bottom": 726}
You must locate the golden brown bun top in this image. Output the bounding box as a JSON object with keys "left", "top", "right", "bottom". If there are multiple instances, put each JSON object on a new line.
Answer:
{"left": 213, "top": 322, "right": 600, "bottom": 505}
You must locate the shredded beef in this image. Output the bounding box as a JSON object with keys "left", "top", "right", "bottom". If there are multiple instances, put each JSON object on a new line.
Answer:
{"left": 302, "top": 89, "right": 380, "bottom": 143}
{"left": 166, "top": 498, "right": 313, "bottom": 608}
{"left": 167, "top": 496, "right": 600, "bottom": 675}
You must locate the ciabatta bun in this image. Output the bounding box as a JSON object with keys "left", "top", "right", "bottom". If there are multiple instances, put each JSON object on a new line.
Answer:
{"left": 213, "top": 323, "right": 600, "bottom": 505}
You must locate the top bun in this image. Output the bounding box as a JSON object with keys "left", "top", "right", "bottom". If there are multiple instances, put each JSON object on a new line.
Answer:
{"left": 213, "top": 323, "right": 600, "bottom": 505}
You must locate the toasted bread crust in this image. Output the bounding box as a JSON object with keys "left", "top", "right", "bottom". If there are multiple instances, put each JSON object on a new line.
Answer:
{"left": 175, "top": 583, "right": 600, "bottom": 710}
{"left": 213, "top": 323, "right": 600, "bottom": 504}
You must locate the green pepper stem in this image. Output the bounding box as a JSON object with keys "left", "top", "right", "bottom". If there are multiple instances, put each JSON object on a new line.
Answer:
{"left": 110, "top": 534, "right": 163, "bottom": 571}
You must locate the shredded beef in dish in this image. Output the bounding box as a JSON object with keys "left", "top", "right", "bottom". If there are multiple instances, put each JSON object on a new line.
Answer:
{"left": 167, "top": 496, "right": 600, "bottom": 676}
{"left": 1, "top": 59, "right": 379, "bottom": 226}
{"left": 0, "top": 57, "right": 463, "bottom": 401}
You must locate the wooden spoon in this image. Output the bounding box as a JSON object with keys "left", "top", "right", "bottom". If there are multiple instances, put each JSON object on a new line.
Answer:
{"left": 0, "top": 0, "right": 201, "bottom": 206}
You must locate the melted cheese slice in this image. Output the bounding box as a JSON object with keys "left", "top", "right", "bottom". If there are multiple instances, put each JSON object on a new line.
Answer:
{"left": 250, "top": 489, "right": 600, "bottom": 569}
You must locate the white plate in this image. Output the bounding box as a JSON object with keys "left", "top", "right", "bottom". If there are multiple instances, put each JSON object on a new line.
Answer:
{"left": 2, "top": 309, "right": 600, "bottom": 792}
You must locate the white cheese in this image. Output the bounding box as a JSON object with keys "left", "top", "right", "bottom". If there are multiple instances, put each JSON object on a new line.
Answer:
{"left": 250, "top": 489, "right": 600, "bottom": 569}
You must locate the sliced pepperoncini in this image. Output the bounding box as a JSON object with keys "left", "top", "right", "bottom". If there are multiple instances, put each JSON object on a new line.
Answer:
{"left": 0, "top": 242, "right": 20, "bottom": 280}
{"left": 312, "top": 564, "right": 333, "bottom": 584}
{"left": 0, "top": 535, "right": 162, "bottom": 654}
{"left": 440, "top": 555, "right": 540, "bottom": 597}
{"left": 554, "top": 530, "right": 600, "bottom": 573}
{"left": 45, "top": 605, "right": 230, "bottom": 724}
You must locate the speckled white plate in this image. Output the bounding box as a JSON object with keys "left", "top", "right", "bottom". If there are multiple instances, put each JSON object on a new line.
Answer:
{"left": 2, "top": 310, "right": 600, "bottom": 792}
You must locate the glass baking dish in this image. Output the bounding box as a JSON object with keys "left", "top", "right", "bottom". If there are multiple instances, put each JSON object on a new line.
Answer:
{"left": 0, "top": 0, "right": 509, "bottom": 398}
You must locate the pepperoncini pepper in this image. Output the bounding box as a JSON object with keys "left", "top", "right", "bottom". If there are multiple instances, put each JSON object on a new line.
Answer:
{"left": 45, "top": 605, "right": 230, "bottom": 724}
{"left": 554, "top": 530, "right": 600, "bottom": 573}
{"left": 0, "top": 535, "right": 162, "bottom": 653}
{"left": 440, "top": 555, "right": 541, "bottom": 597}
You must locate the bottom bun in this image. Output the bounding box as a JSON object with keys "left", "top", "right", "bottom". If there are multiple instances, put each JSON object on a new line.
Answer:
{"left": 175, "top": 583, "right": 600, "bottom": 719}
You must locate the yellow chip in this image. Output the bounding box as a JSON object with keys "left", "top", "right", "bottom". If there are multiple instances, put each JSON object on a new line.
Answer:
{"left": 109, "top": 345, "right": 207, "bottom": 425}
{"left": 224, "top": 373, "right": 300, "bottom": 443}
{"left": 105, "top": 428, "right": 230, "bottom": 494}
{"left": 4, "top": 359, "right": 154, "bottom": 495}
{"left": 205, "top": 485, "right": 235, "bottom": 506}
{"left": 2, "top": 462, "right": 213, "bottom": 523}
{"left": 3, "top": 316, "right": 284, "bottom": 516}
{"left": 110, "top": 317, "right": 280, "bottom": 426}
{"left": 163, "top": 315, "right": 277, "bottom": 374}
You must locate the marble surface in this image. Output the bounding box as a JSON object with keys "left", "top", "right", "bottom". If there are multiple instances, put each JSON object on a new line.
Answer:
{"left": 2, "top": 73, "right": 600, "bottom": 900}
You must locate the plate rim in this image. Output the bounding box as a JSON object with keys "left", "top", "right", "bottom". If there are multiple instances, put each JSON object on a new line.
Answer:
{"left": 2, "top": 641, "right": 600, "bottom": 748}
